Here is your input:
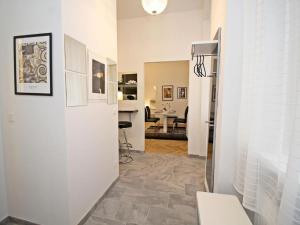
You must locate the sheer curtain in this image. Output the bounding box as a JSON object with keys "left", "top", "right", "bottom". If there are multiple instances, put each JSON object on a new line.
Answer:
{"left": 234, "top": 0, "right": 300, "bottom": 225}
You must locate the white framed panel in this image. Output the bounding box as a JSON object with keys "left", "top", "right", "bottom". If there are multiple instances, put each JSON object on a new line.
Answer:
{"left": 64, "top": 35, "right": 87, "bottom": 74}
{"left": 107, "top": 58, "right": 118, "bottom": 105}
{"left": 65, "top": 71, "right": 88, "bottom": 107}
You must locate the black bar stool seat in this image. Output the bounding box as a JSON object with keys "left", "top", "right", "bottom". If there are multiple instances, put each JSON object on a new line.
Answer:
{"left": 119, "top": 121, "right": 132, "bottom": 129}
{"left": 118, "top": 121, "right": 133, "bottom": 164}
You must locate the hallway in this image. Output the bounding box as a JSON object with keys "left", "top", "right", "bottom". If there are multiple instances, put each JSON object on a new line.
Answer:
{"left": 84, "top": 152, "right": 205, "bottom": 225}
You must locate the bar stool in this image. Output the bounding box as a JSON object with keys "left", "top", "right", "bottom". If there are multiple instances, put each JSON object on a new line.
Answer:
{"left": 119, "top": 121, "right": 133, "bottom": 164}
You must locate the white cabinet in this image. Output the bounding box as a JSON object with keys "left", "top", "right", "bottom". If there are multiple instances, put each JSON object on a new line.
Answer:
{"left": 197, "top": 192, "right": 252, "bottom": 225}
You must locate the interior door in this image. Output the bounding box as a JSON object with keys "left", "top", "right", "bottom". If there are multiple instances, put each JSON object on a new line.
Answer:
{"left": 205, "top": 71, "right": 217, "bottom": 192}
{"left": 205, "top": 28, "right": 221, "bottom": 192}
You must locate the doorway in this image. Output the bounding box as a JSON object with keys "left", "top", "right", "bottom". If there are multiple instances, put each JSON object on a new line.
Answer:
{"left": 144, "top": 60, "right": 189, "bottom": 155}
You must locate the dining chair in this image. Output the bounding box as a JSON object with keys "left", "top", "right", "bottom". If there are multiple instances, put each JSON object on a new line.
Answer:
{"left": 145, "top": 106, "right": 160, "bottom": 127}
{"left": 173, "top": 106, "right": 189, "bottom": 131}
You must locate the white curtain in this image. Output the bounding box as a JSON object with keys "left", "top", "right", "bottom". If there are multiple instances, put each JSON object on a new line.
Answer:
{"left": 234, "top": 0, "right": 300, "bottom": 225}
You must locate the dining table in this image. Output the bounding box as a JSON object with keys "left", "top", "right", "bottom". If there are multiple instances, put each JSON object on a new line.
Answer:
{"left": 154, "top": 109, "right": 176, "bottom": 133}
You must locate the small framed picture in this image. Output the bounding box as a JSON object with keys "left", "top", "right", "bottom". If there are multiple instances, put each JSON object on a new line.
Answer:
{"left": 14, "top": 33, "right": 52, "bottom": 96}
{"left": 88, "top": 51, "right": 107, "bottom": 100}
{"left": 177, "top": 87, "right": 188, "bottom": 99}
{"left": 162, "top": 85, "right": 173, "bottom": 101}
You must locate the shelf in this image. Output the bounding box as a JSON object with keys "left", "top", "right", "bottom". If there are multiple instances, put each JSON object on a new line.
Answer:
{"left": 119, "top": 109, "right": 138, "bottom": 113}
{"left": 118, "top": 84, "right": 137, "bottom": 88}
{"left": 191, "top": 40, "right": 218, "bottom": 58}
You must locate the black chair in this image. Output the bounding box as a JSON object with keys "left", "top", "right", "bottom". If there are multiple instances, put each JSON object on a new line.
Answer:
{"left": 119, "top": 121, "right": 133, "bottom": 163}
{"left": 173, "top": 106, "right": 189, "bottom": 130}
{"left": 145, "top": 106, "right": 160, "bottom": 126}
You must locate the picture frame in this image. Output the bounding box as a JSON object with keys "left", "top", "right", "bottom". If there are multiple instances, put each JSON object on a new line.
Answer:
{"left": 107, "top": 58, "right": 118, "bottom": 105}
{"left": 177, "top": 87, "right": 188, "bottom": 99}
{"left": 14, "top": 33, "right": 52, "bottom": 96}
{"left": 162, "top": 85, "right": 173, "bottom": 101}
{"left": 88, "top": 51, "right": 107, "bottom": 100}
{"left": 64, "top": 34, "right": 88, "bottom": 107}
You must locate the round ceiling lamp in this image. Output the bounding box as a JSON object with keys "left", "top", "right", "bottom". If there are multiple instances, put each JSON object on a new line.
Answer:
{"left": 141, "top": 0, "right": 168, "bottom": 15}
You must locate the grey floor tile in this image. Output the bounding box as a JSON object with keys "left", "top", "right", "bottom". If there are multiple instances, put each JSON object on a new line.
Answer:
{"left": 145, "top": 205, "right": 198, "bottom": 225}
{"left": 105, "top": 186, "right": 126, "bottom": 199}
{"left": 143, "top": 180, "right": 184, "bottom": 194}
{"left": 93, "top": 199, "right": 122, "bottom": 219}
{"left": 118, "top": 177, "right": 144, "bottom": 190}
{"left": 122, "top": 192, "right": 169, "bottom": 208}
{"left": 165, "top": 218, "right": 198, "bottom": 225}
{"left": 84, "top": 216, "right": 124, "bottom": 225}
{"left": 85, "top": 152, "right": 205, "bottom": 225}
{"left": 146, "top": 206, "right": 179, "bottom": 225}
{"left": 115, "top": 202, "right": 149, "bottom": 224}
{"left": 168, "top": 193, "right": 197, "bottom": 209}
{"left": 185, "top": 183, "right": 204, "bottom": 196}
{"left": 3, "top": 223, "right": 21, "bottom": 225}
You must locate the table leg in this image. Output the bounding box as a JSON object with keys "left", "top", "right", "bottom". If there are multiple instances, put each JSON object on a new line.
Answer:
{"left": 163, "top": 116, "right": 168, "bottom": 133}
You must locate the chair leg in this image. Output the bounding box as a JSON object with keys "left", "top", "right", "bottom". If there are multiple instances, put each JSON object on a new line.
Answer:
{"left": 123, "top": 129, "right": 130, "bottom": 150}
{"left": 119, "top": 129, "right": 133, "bottom": 164}
{"left": 155, "top": 121, "right": 159, "bottom": 131}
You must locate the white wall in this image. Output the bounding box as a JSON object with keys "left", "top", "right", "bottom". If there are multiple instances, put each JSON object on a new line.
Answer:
{"left": 0, "top": 1, "right": 119, "bottom": 224}
{"left": 0, "top": 0, "right": 69, "bottom": 224}
{"left": 188, "top": 59, "right": 212, "bottom": 156}
{"left": 61, "top": 0, "right": 119, "bottom": 224}
{"left": 0, "top": 111, "right": 7, "bottom": 221}
{"left": 210, "top": 0, "right": 244, "bottom": 194}
{"left": 118, "top": 5, "right": 211, "bottom": 154}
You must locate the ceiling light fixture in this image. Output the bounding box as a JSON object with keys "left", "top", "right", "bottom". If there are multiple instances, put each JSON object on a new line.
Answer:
{"left": 141, "top": 0, "right": 168, "bottom": 15}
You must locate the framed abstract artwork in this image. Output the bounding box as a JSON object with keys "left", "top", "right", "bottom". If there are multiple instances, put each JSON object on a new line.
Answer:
{"left": 177, "top": 87, "right": 188, "bottom": 99}
{"left": 88, "top": 51, "right": 107, "bottom": 100}
{"left": 14, "top": 33, "right": 52, "bottom": 96}
{"left": 162, "top": 85, "right": 173, "bottom": 101}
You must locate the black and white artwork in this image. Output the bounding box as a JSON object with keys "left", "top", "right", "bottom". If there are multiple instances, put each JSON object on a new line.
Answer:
{"left": 177, "top": 87, "right": 188, "bottom": 99}
{"left": 92, "top": 59, "right": 105, "bottom": 94}
{"left": 14, "top": 33, "right": 52, "bottom": 95}
{"left": 88, "top": 51, "right": 107, "bottom": 100}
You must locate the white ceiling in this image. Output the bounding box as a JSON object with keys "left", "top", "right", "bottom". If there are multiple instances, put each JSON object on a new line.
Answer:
{"left": 117, "top": 0, "right": 205, "bottom": 19}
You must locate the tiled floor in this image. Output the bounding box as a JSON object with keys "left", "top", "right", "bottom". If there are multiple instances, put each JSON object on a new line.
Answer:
{"left": 2, "top": 223, "right": 18, "bottom": 225}
{"left": 1, "top": 152, "right": 205, "bottom": 225}
{"left": 84, "top": 152, "right": 205, "bottom": 225}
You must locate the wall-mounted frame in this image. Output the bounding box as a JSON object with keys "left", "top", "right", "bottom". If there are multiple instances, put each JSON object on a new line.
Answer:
{"left": 107, "top": 58, "right": 118, "bottom": 105}
{"left": 162, "top": 85, "right": 173, "bottom": 101}
{"left": 88, "top": 51, "right": 107, "bottom": 100}
{"left": 14, "top": 33, "right": 52, "bottom": 96}
{"left": 64, "top": 34, "right": 88, "bottom": 107}
{"left": 177, "top": 87, "right": 188, "bottom": 99}
{"left": 118, "top": 73, "right": 138, "bottom": 101}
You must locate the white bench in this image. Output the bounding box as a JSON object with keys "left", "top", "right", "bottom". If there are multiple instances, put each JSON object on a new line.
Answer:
{"left": 197, "top": 192, "right": 253, "bottom": 225}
